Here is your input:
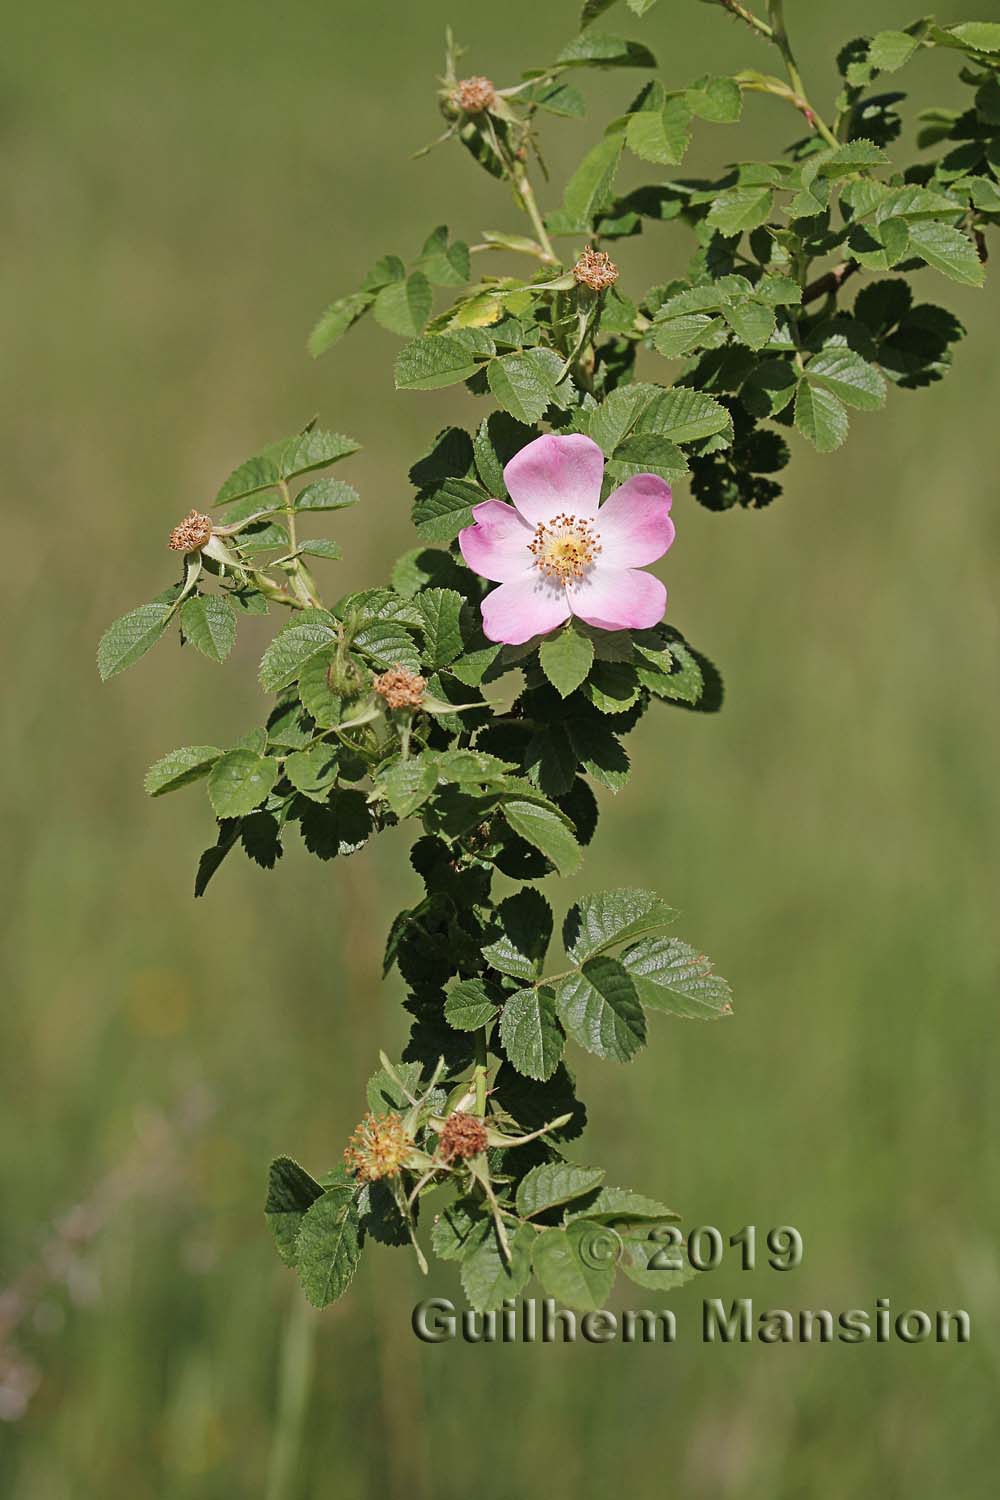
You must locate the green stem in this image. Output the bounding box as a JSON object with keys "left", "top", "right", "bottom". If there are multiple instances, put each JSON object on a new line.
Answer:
{"left": 473, "top": 1035, "right": 488, "bottom": 1116}
{"left": 722, "top": 0, "right": 774, "bottom": 38}
{"left": 511, "top": 162, "right": 557, "bottom": 265}
{"left": 766, "top": 0, "right": 839, "bottom": 148}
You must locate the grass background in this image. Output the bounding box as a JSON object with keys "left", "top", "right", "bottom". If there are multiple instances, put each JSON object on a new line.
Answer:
{"left": 1, "top": 0, "right": 998, "bottom": 1495}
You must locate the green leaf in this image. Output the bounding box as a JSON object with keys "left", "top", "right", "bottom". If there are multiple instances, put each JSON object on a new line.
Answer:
{"left": 942, "top": 22, "right": 1000, "bottom": 54}
{"left": 295, "top": 1187, "right": 362, "bottom": 1308}
{"left": 539, "top": 626, "right": 595, "bottom": 698}
{"left": 633, "top": 386, "right": 732, "bottom": 444}
{"left": 610, "top": 434, "right": 688, "bottom": 480}
{"left": 366, "top": 1059, "right": 424, "bottom": 1112}
{"left": 284, "top": 744, "right": 340, "bottom": 803}
{"left": 868, "top": 29, "right": 922, "bottom": 71}
{"left": 295, "top": 477, "right": 360, "bottom": 511}
{"left": 144, "top": 745, "right": 221, "bottom": 797}
{"left": 706, "top": 185, "right": 774, "bottom": 236}
{"left": 499, "top": 986, "right": 564, "bottom": 1081}
{"left": 565, "top": 1185, "right": 678, "bottom": 1225}
{"left": 806, "top": 348, "right": 887, "bottom": 412}
{"left": 580, "top": 660, "right": 642, "bottom": 715}
{"left": 417, "top": 588, "right": 465, "bottom": 668}
{"left": 483, "top": 888, "right": 553, "bottom": 979}
{"left": 722, "top": 297, "right": 775, "bottom": 351}
{"left": 352, "top": 619, "right": 421, "bottom": 673}
{"left": 375, "top": 754, "right": 439, "bottom": 818}
{"left": 460, "top": 1223, "right": 533, "bottom": 1313}
{"left": 415, "top": 227, "right": 472, "bottom": 287}
{"left": 812, "top": 140, "right": 888, "bottom": 176}
{"left": 258, "top": 611, "right": 338, "bottom": 692}
{"left": 373, "top": 271, "right": 433, "bottom": 336}
{"left": 194, "top": 819, "right": 242, "bottom": 897}
{"left": 651, "top": 311, "right": 726, "bottom": 358}
{"left": 555, "top": 33, "right": 657, "bottom": 69}
{"left": 297, "top": 647, "right": 342, "bottom": 728}
{"left": 515, "top": 1162, "right": 606, "bottom": 1219}
{"left": 563, "top": 887, "right": 678, "bottom": 963}
{"left": 430, "top": 1199, "right": 489, "bottom": 1261}
{"left": 620, "top": 1233, "right": 699, "bottom": 1292}
{"left": 300, "top": 789, "right": 373, "bottom": 860}
{"left": 444, "top": 978, "right": 498, "bottom": 1031}
{"left": 412, "top": 477, "right": 485, "bottom": 542}
{"left": 565, "top": 715, "right": 630, "bottom": 790}
{"left": 97, "top": 602, "right": 173, "bottom": 680}
{"left": 532, "top": 1220, "right": 619, "bottom": 1310}
{"left": 554, "top": 956, "right": 646, "bottom": 1061}
{"left": 626, "top": 97, "right": 692, "bottom": 165}
{"left": 632, "top": 627, "right": 710, "bottom": 706}
{"left": 394, "top": 330, "right": 495, "bottom": 391}
{"left": 740, "top": 358, "right": 798, "bottom": 417}
{"left": 265, "top": 1157, "right": 324, "bottom": 1266}
{"left": 207, "top": 749, "right": 279, "bottom": 818}
{"left": 687, "top": 74, "right": 742, "bottom": 123}
{"left": 487, "top": 348, "right": 565, "bottom": 425}
{"left": 501, "top": 800, "right": 582, "bottom": 876}
{"left": 308, "top": 291, "right": 372, "bottom": 357}
{"left": 180, "top": 595, "right": 236, "bottom": 663}
{"left": 297, "top": 538, "right": 343, "bottom": 561}
{"left": 524, "top": 81, "right": 587, "bottom": 117}
{"left": 560, "top": 131, "right": 626, "bottom": 229}
{"left": 794, "top": 379, "right": 849, "bottom": 453}
{"left": 215, "top": 429, "right": 360, "bottom": 506}
{"left": 907, "top": 220, "right": 985, "bottom": 286}
{"left": 621, "top": 936, "right": 734, "bottom": 1018}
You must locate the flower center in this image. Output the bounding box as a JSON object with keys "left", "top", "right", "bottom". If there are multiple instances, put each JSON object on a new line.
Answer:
{"left": 528, "top": 512, "right": 601, "bottom": 584}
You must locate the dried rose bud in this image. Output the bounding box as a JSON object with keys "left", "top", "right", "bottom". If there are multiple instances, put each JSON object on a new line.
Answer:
{"left": 572, "top": 247, "right": 619, "bottom": 292}
{"left": 453, "top": 76, "right": 496, "bottom": 115}
{"left": 438, "top": 1112, "right": 488, "bottom": 1164}
{"left": 168, "top": 510, "right": 214, "bottom": 553}
{"left": 344, "top": 1111, "right": 411, "bottom": 1183}
{"left": 373, "top": 665, "right": 426, "bottom": 711}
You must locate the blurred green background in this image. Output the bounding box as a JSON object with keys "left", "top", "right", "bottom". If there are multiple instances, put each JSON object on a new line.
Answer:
{"left": 2, "top": 0, "right": 998, "bottom": 1495}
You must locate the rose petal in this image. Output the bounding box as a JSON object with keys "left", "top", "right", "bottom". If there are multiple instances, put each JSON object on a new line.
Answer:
{"left": 459, "top": 500, "right": 534, "bottom": 582}
{"left": 503, "top": 433, "right": 605, "bottom": 526}
{"left": 481, "top": 571, "right": 572, "bottom": 645}
{"left": 566, "top": 566, "right": 666, "bottom": 632}
{"left": 596, "top": 474, "right": 675, "bottom": 568}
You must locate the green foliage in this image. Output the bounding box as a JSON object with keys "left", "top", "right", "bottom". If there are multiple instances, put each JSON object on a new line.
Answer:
{"left": 103, "top": 0, "right": 996, "bottom": 1314}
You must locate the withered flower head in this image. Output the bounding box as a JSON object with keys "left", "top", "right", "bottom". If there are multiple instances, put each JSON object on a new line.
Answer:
{"left": 168, "top": 510, "right": 214, "bottom": 553}
{"left": 439, "top": 1112, "right": 488, "bottom": 1164}
{"left": 453, "top": 76, "right": 496, "bottom": 115}
{"left": 373, "top": 665, "right": 426, "bottom": 710}
{"left": 344, "top": 1111, "right": 411, "bottom": 1183}
{"left": 573, "top": 247, "right": 619, "bottom": 292}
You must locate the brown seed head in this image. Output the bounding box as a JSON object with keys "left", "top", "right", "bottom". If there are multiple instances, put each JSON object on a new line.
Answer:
{"left": 439, "top": 1112, "right": 488, "bottom": 1164}
{"left": 168, "top": 510, "right": 214, "bottom": 553}
{"left": 373, "top": 665, "right": 426, "bottom": 711}
{"left": 454, "top": 76, "right": 496, "bottom": 114}
{"left": 573, "top": 246, "right": 619, "bottom": 292}
{"left": 344, "top": 1111, "right": 411, "bottom": 1183}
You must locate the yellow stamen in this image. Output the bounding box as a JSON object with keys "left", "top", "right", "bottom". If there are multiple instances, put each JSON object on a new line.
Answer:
{"left": 528, "top": 512, "right": 602, "bottom": 583}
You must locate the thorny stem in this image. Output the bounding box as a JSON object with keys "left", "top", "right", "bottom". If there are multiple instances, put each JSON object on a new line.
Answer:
{"left": 721, "top": 0, "right": 775, "bottom": 39}
{"left": 766, "top": 0, "right": 839, "bottom": 148}
{"left": 484, "top": 112, "right": 557, "bottom": 264}
{"left": 511, "top": 162, "right": 558, "bottom": 265}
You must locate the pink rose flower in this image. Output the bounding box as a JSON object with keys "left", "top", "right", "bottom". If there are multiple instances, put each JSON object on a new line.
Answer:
{"left": 458, "top": 433, "right": 675, "bottom": 646}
